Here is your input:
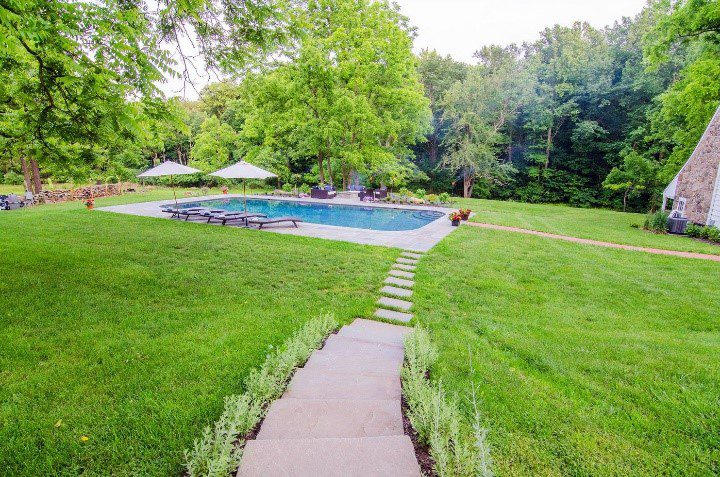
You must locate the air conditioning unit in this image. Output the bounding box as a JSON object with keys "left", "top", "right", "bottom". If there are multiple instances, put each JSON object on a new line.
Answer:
{"left": 667, "top": 216, "right": 689, "bottom": 234}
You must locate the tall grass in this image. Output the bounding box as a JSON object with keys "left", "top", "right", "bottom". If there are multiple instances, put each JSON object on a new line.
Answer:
{"left": 184, "top": 314, "right": 337, "bottom": 477}
{"left": 402, "top": 328, "right": 493, "bottom": 477}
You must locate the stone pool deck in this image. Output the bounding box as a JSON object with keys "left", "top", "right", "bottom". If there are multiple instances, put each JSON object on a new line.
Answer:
{"left": 97, "top": 194, "right": 456, "bottom": 252}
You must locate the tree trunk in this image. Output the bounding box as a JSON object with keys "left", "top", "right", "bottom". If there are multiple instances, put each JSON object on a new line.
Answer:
{"left": 326, "top": 157, "right": 333, "bottom": 187}
{"left": 545, "top": 127, "right": 553, "bottom": 169}
{"left": 21, "top": 157, "right": 32, "bottom": 192}
{"left": 30, "top": 159, "right": 42, "bottom": 193}
{"left": 463, "top": 171, "right": 474, "bottom": 198}
{"left": 317, "top": 152, "right": 325, "bottom": 185}
{"left": 623, "top": 188, "right": 629, "bottom": 212}
{"left": 429, "top": 135, "right": 438, "bottom": 164}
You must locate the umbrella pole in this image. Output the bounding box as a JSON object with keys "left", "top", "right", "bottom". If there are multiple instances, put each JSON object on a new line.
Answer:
{"left": 172, "top": 174, "right": 178, "bottom": 208}
{"left": 244, "top": 179, "right": 248, "bottom": 220}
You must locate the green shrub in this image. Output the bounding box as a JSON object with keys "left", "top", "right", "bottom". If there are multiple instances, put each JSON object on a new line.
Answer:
{"left": 402, "top": 328, "right": 493, "bottom": 476}
{"left": 281, "top": 183, "right": 294, "bottom": 193}
{"left": 398, "top": 187, "right": 413, "bottom": 198}
{"left": 706, "top": 226, "right": 720, "bottom": 243}
{"left": 415, "top": 188, "right": 427, "bottom": 198}
{"left": 685, "top": 223, "right": 702, "bottom": 238}
{"left": 643, "top": 211, "right": 669, "bottom": 233}
{"left": 184, "top": 315, "right": 337, "bottom": 477}
{"left": 426, "top": 194, "right": 438, "bottom": 203}
{"left": 3, "top": 171, "right": 25, "bottom": 185}
{"left": 299, "top": 183, "right": 311, "bottom": 194}
{"left": 437, "top": 192, "right": 451, "bottom": 204}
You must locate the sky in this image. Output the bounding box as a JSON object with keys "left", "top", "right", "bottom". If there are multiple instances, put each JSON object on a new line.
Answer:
{"left": 161, "top": 0, "right": 649, "bottom": 98}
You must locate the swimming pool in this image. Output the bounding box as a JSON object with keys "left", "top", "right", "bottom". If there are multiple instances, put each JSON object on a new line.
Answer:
{"left": 178, "top": 197, "right": 446, "bottom": 231}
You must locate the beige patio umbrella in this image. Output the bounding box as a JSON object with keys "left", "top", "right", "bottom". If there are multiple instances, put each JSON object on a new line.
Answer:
{"left": 209, "top": 161, "right": 277, "bottom": 216}
{"left": 137, "top": 161, "right": 201, "bottom": 208}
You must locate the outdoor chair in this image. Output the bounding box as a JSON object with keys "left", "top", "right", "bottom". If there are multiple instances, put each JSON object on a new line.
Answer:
{"left": 204, "top": 211, "right": 268, "bottom": 226}
{"left": 310, "top": 188, "right": 337, "bottom": 199}
{"left": 6, "top": 194, "right": 22, "bottom": 210}
{"left": 247, "top": 216, "right": 303, "bottom": 229}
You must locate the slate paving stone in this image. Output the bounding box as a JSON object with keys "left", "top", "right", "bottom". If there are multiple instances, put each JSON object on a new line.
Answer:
{"left": 374, "top": 308, "right": 413, "bottom": 323}
{"left": 380, "top": 285, "right": 413, "bottom": 298}
{"left": 377, "top": 296, "right": 413, "bottom": 311}
{"left": 384, "top": 276, "right": 415, "bottom": 288}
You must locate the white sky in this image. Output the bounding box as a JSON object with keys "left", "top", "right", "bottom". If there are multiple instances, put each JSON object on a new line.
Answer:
{"left": 160, "top": 0, "right": 649, "bottom": 98}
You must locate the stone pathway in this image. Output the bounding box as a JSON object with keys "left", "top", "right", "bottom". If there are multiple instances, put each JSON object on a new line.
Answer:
{"left": 374, "top": 250, "right": 422, "bottom": 323}
{"left": 237, "top": 318, "right": 420, "bottom": 476}
{"left": 468, "top": 222, "right": 720, "bottom": 262}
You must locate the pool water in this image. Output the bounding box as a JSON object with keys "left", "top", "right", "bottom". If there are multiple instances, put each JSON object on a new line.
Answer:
{"left": 179, "top": 198, "right": 446, "bottom": 231}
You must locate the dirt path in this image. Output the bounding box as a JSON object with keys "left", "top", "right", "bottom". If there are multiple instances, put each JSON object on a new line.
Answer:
{"left": 467, "top": 222, "right": 720, "bottom": 262}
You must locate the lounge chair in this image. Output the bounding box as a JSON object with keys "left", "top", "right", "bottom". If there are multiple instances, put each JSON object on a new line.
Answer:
{"left": 159, "top": 205, "right": 206, "bottom": 219}
{"left": 204, "top": 211, "right": 268, "bottom": 226}
{"left": 247, "top": 216, "right": 303, "bottom": 229}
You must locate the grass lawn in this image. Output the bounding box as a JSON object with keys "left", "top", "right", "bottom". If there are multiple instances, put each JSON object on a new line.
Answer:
{"left": 414, "top": 226, "right": 720, "bottom": 476}
{"left": 0, "top": 197, "right": 396, "bottom": 475}
{"left": 452, "top": 197, "right": 720, "bottom": 255}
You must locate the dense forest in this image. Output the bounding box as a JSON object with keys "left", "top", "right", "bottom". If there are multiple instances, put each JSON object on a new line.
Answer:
{"left": 1, "top": 0, "right": 719, "bottom": 212}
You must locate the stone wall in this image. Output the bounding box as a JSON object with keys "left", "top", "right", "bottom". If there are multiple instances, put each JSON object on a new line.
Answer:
{"left": 675, "top": 105, "right": 720, "bottom": 224}
{"left": 35, "top": 184, "right": 126, "bottom": 204}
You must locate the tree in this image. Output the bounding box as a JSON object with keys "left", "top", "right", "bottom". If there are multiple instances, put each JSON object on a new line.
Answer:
{"left": 603, "top": 152, "right": 658, "bottom": 211}
{"left": 190, "top": 116, "right": 238, "bottom": 172}
{"left": 440, "top": 48, "right": 529, "bottom": 197}
{"left": 235, "top": 0, "right": 431, "bottom": 189}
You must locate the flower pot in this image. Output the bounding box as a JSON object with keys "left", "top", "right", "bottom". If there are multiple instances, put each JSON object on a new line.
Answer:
{"left": 451, "top": 219, "right": 460, "bottom": 226}
{"left": 86, "top": 204, "right": 94, "bottom": 210}
{"left": 461, "top": 215, "right": 469, "bottom": 221}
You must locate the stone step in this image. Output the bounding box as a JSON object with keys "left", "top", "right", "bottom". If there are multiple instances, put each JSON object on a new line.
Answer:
{"left": 304, "top": 349, "right": 402, "bottom": 376}
{"left": 401, "top": 252, "right": 423, "bottom": 260}
{"left": 384, "top": 276, "right": 414, "bottom": 288}
{"left": 377, "top": 296, "right": 413, "bottom": 311}
{"left": 392, "top": 263, "right": 417, "bottom": 272}
{"left": 283, "top": 368, "right": 400, "bottom": 400}
{"left": 388, "top": 269, "right": 415, "bottom": 279}
{"left": 256, "top": 399, "right": 403, "bottom": 440}
{"left": 238, "top": 436, "right": 421, "bottom": 476}
{"left": 322, "top": 335, "right": 404, "bottom": 358}
{"left": 374, "top": 308, "right": 413, "bottom": 323}
{"left": 396, "top": 257, "right": 419, "bottom": 265}
{"left": 380, "top": 285, "right": 413, "bottom": 298}
{"left": 339, "top": 318, "right": 412, "bottom": 347}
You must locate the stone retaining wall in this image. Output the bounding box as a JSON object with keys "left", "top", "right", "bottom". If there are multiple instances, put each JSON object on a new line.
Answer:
{"left": 35, "top": 184, "right": 126, "bottom": 204}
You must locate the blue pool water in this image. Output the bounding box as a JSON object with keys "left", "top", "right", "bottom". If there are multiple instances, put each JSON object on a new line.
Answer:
{"left": 179, "top": 197, "right": 445, "bottom": 231}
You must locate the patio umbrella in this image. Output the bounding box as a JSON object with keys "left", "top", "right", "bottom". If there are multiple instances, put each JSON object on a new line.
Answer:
{"left": 137, "top": 161, "right": 201, "bottom": 208}
{"left": 210, "top": 161, "right": 277, "bottom": 216}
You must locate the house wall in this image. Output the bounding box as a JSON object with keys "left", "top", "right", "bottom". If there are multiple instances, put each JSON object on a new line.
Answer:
{"left": 674, "top": 105, "right": 720, "bottom": 224}
{"left": 709, "top": 163, "right": 720, "bottom": 226}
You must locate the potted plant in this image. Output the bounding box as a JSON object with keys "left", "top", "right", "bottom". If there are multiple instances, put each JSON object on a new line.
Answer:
{"left": 449, "top": 211, "right": 462, "bottom": 226}
{"left": 459, "top": 208, "right": 471, "bottom": 220}
{"left": 221, "top": 185, "right": 229, "bottom": 194}
{"left": 85, "top": 198, "right": 95, "bottom": 210}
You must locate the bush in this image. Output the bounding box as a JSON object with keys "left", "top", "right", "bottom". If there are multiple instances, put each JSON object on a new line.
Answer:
{"left": 706, "top": 226, "right": 720, "bottom": 243}
{"left": 3, "top": 171, "right": 25, "bottom": 185}
{"left": 398, "top": 188, "right": 413, "bottom": 198}
{"left": 426, "top": 194, "right": 438, "bottom": 204}
{"left": 299, "top": 183, "right": 311, "bottom": 194}
{"left": 686, "top": 223, "right": 703, "bottom": 238}
{"left": 437, "top": 192, "right": 451, "bottom": 204}
{"left": 402, "top": 328, "right": 493, "bottom": 476}
{"left": 184, "top": 315, "right": 337, "bottom": 477}
{"left": 281, "top": 183, "right": 294, "bottom": 193}
{"left": 643, "top": 211, "right": 669, "bottom": 233}
{"left": 415, "top": 188, "right": 426, "bottom": 198}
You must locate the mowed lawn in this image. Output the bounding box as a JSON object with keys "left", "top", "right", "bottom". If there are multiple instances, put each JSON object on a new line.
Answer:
{"left": 0, "top": 199, "right": 396, "bottom": 475}
{"left": 453, "top": 197, "right": 720, "bottom": 255}
{"left": 414, "top": 226, "right": 720, "bottom": 476}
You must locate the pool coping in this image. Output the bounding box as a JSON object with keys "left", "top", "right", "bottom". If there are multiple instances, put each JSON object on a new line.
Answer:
{"left": 96, "top": 194, "right": 458, "bottom": 252}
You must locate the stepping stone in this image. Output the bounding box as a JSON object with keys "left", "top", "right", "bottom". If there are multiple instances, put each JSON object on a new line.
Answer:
{"left": 304, "top": 349, "right": 402, "bottom": 376}
{"left": 377, "top": 296, "right": 413, "bottom": 311}
{"left": 339, "top": 319, "right": 412, "bottom": 348}
{"left": 322, "top": 335, "right": 404, "bottom": 358}
{"left": 374, "top": 308, "right": 413, "bottom": 323}
{"left": 238, "top": 435, "right": 421, "bottom": 476}
{"left": 380, "top": 285, "right": 413, "bottom": 298}
{"left": 396, "top": 257, "right": 419, "bottom": 265}
{"left": 385, "top": 276, "right": 415, "bottom": 288}
{"left": 388, "top": 269, "right": 415, "bottom": 279}
{"left": 392, "top": 263, "right": 416, "bottom": 271}
{"left": 283, "top": 368, "right": 400, "bottom": 400}
{"left": 401, "top": 252, "right": 423, "bottom": 259}
{"left": 256, "top": 399, "right": 403, "bottom": 439}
